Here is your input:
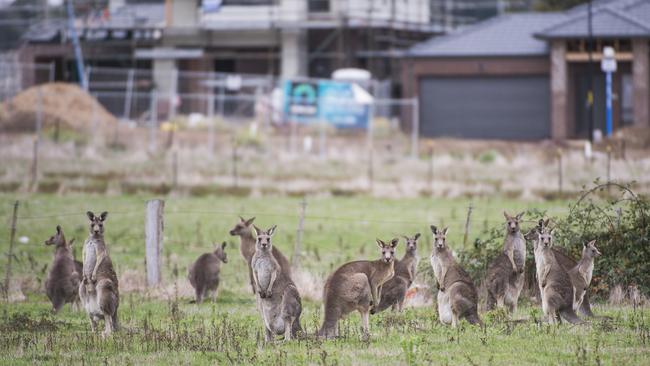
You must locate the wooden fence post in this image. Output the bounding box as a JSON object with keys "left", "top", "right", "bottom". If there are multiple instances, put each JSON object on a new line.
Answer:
{"left": 232, "top": 137, "right": 239, "bottom": 188}
{"left": 462, "top": 203, "right": 473, "bottom": 249}
{"left": 557, "top": 149, "right": 563, "bottom": 195}
{"left": 3, "top": 201, "right": 19, "bottom": 300}
{"left": 292, "top": 197, "right": 307, "bottom": 269}
{"left": 30, "top": 137, "right": 39, "bottom": 189}
{"left": 145, "top": 199, "right": 164, "bottom": 287}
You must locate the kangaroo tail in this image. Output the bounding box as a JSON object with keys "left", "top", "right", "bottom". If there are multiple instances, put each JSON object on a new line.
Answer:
{"left": 559, "top": 308, "right": 582, "bottom": 324}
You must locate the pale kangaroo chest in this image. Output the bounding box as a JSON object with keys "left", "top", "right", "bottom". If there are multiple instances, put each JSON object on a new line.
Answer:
{"left": 511, "top": 235, "right": 526, "bottom": 269}
{"left": 430, "top": 255, "right": 445, "bottom": 284}
{"left": 579, "top": 262, "right": 594, "bottom": 286}
{"left": 533, "top": 247, "right": 546, "bottom": 285}
{"left": 83, "top": 238, "right": 98, "bottom": 278}
{"left": 253, "top": 254, "right": 277, "bottom": 290}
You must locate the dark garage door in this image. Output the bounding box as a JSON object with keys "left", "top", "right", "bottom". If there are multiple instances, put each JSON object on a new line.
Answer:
{"left": 419, "top": 76, "right": 550, "bottom": 140}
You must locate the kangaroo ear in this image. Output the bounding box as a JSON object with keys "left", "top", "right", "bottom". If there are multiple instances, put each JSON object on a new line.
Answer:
{"left": 430, "top": 225, "right": 438, "bottom": 234}
{"left": 99, "top": 211, "right": 108, "bottom": 221}
{"left": 68, "top": 238, "right": 75, "bottom": 247}
{"left": 516, "top": 212, "right": 525, "bottom": 220}
{"left": 86, "top": 211, "right": 95, "bottom": 221}
{"left": 442, "top": 227, "right": 449, "bottom": 235}
{"left": 376, "top": 239, "right": 384, "bottom": 248}
{"left": 503, "top": 211, "right": 510, "bottom": 219}
{"left": 239, "top": 215, "right": 245, "bottom": 222}
{"left": 222, "top": 241, "right": 227, "bottom": 249}
{"left": 587, "top": 239, "right": 596, "bottom": 247}
{"left": 251, "top": 225, "right": 259, "bottom": 239}
{"left": 414, "top": 233, "right": 421, "bottom": 240}
{"left": 268, "top": 225, "right": 277, "bottom": 236}
{"left": 543, "top": 218, "right": 550, "bottom": 227}
{"left": 56, "top": 225, "right": 62, "bottom": 234}
{"left": 390, "top": 238, "right": 399, "bottom": 248}
{"left": 245, "top": 217, "right": 256, "bottom": 226}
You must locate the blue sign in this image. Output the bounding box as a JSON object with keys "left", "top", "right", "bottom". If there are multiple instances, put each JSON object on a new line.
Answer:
{"left": 283, "top": 80, "right": 370, "bottom": 129}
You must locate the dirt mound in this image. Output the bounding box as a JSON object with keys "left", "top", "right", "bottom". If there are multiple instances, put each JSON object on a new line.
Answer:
{"left": 0, "top": 82, "right": 117, "bottom": 132}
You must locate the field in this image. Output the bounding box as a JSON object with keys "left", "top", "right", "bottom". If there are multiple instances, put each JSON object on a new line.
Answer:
{"left": 1, "top": 193, "right": 649, "bottom": 365}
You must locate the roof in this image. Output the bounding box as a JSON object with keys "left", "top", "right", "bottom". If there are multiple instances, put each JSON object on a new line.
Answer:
{"left": 409, "top": 0, "right": 650, "bottom": 58}
{"left": 408, "top": 13, "right": 566, "bottom": 57}
{"left": 536, "top": 0, "right": 650, "bottom": 39}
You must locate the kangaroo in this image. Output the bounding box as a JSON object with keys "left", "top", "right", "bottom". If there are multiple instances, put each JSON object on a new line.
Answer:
{"left": 430, "top": 226, "right": 481, "bottom": 327}
{"left": 319, "top": 238, "right": 398, "bottom": 339}
{"left": 229, "top": 216, "right": 291, "bottom": 294}
{"left": 188, "top": 241, "right": 228, "bottom": 304}
{"left": 44, "top": 225, "right": 82, "bottom": 313}
{"left": 486, "top": 211, "right": 526, "bottom": 313}
{"left": 534, "top": 227, "right": 581, "bottom": 324}
{"left": 250, "top": 225, "right": 302, "bottom": 341}
{"left": 525, "top": 219, "right": 595, "bottom": 317}
{"left": 79, "top": 211, "right": 120, "bottom": 337}
{"left": 567, "top": 240, "right": 601, "bottom": 312}
{"left": 376, "top": 233, "right": 420, "bottom": 312}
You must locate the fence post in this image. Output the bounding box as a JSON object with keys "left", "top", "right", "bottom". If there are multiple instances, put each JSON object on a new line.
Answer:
{"left": 145, "top": 199, "right": 164, "bottom": 287}
{"left": 36, "top": 86, "right": 43, "bottom": 140}
{"left": 410, "top": 98, "right": 419, "bottom": 159}
{"left": 462, "top": 203, "right": 473, "bottom": 249}
{"left": 123, "top": 68, "right": 135, "bottom": 120}
{"left": 168, "top": 68, "right": 178, "bottom": 120}
{"left": 171, "top": 151, "right": 178, "bottom": 189}
{"left": 427, "top": 144, "right": 434, "bottom": 197}
{"left": 149, "top": 90, "right": 158, "bottom": 153}
{"left": 367, "top": 147, "right": 374, "bottom": 193}
{"left": 30, "top": 137, "right": 39, "bottom": 189}
{"left": 232, "top": 137, "right": 239, "bottom": 187}
{"left": 292, "top": 197, "right": 307, "bottom": 269}
{"left": 557, "top": 149, "right": 563, "bottom": 195}
{"left": 3, "top": 201, "right": 19, "bottom": 300}
{"left": 606, "top": 145, "right": 612, "bottom": 192}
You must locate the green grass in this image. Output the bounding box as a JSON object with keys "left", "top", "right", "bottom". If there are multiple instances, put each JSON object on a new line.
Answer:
{"left": 0, "top": 194, "right": 648, "bottom": 365}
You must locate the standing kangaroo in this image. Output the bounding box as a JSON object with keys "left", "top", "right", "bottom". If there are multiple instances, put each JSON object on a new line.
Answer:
{"left": 188, "top": 242, "right": 228, "bottom": 304}
{"left": 44, "top": 225, "right": 83, "bottom": 313}
{"left": 79, "top": 211, "right": 120, "bottom": 337}
{"left": 525, "top": 219, "right": 595, "bottom": 317}
{"left": 319, "top": 238, "right": 398, "bottom": 339}
{"left": 534, "top": 227, "right": 581, "bottom": 324}
{"left": 229, "top": 216, "right": 291, "bottom": 294}
{"left": 251, "top": 225, "right": 303, "bottom": 341}
{"left": 486, "top": 211, "right": 526, "bottom": 313}
{"left": 430, "top": 226, "right": 481, "bottom": 327}
{"left": 567, "top": 240, "right": 601, "bottom": 312}
{"left": 376, "top": 233, "right": 420, "bottom": 312}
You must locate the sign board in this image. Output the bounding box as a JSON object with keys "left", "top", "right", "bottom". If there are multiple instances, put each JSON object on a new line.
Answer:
{"left": 283, "top": 80, "right": 372, "bottom": 129}
{"left": 601, "top": 59, "right": 617, "bottom": 73}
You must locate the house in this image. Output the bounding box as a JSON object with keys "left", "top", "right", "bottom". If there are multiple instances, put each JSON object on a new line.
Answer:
{"left": 403, "top": 0, "right": 650, "bottom": 140}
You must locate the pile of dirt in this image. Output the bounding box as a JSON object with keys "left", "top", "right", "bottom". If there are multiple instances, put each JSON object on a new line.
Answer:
{"left": 0, "top": 82, "right": 117, "bottom": 132}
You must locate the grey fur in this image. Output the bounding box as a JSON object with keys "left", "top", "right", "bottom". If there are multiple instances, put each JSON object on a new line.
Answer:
{"left": 188, "top": 242, "right": 228, "bottom": 304}
{"left": 44, "top": 225, "right": 82, "bottom": 313}
{"left": 567, "top": 240, "right": 600, "bottom": 312}
{"left": 229, "top": 217, "right": 291, "bottom": 294}
{"left": 251, "top": 225, "right": 302, "bottom": 342}
{"left": 376, "top": 233, "right": 420, "bottom": 313}
{"left": 486, "top": 212, "right": 526, "bottom": 313}
{"left": 534, "top": 229, "right": 582, "bottom": 324}
{"left": 319, "top": 238, "right": 398, "bottom": 339}
{"left": 430, "top": 226, "right": 481, "bottom": 327}
{"left": 79, "top": 211, "right": 120, "bottom": 337}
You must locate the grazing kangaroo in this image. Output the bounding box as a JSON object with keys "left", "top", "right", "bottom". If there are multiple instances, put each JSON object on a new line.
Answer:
{"left": 486, "top": 211, "right": 526, "bottom": 313}
{"left": 567, "top": 240, "right": 600, "bottom": 312}
{"left": 319, "top": 238, "right": 398, "bottom": 339}
{"left": 526, "top": 219, "right": 595, "bottom": 317}
{"left": 79, "top": 211, "right": 120, "bottom": 337}
{"left": 430, "top": 226, "right": 481, "bottom": 327}
{"left": 251, "top": 225, "right": 302, "bottom": 341}
{"left": 188, "top": 241, "right": 228, "bottom": 304}
{"left": 45, "top": 225, "right": 83, "bottom": 313}
{"left": 229, "top": 216, "right": 291, "bottom": 294}
{"left": 376, "top": 233, "right": 420, "bottom": 312}
{"left": 533, "top": 228, "right": 581, "bottom": 324}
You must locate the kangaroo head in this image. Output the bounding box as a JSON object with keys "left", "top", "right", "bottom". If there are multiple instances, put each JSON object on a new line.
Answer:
{"left": 253, "top": 224, "right": 276, "bottom": 251}
{"left": 214, "top": 241, "right": 228, "bottom": 263}
{"left": 45, "top": 225, "right": 67, "bottom": 248}
{"left": 86, "top": 211, "right": 107, "bottom": 236}
{"left": 430, "top": 225, "right": 449, "bottom": 250}
{"left": 403, "top": 233, "right": 420, "bottom": 253}
{"left": 583, "top": 240, "right": 601, "bottom": 259}
{"left": 376, "top": 238, "right": 399, "bottom": 263}
{"left": 503, "top": 211, "right": 524, "bottom": 234}
{"left": 536, "top": 227, "right": 554, "bottom": 250}
{"left": 230, "top": 216, "right": 255, "bottom": 236}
